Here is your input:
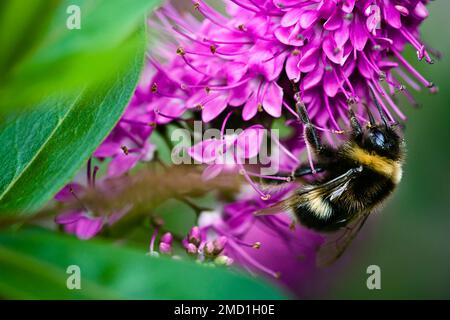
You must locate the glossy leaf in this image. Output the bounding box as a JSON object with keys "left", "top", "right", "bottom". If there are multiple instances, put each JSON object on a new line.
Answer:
{"left": 0, "top": 28, "right": 146, "bottom": 214}
{"left": 0, "top": 0, "right": 161, "bottom": 113}
{"left": 0, "top": 229, "right": 288, "bottom": 299}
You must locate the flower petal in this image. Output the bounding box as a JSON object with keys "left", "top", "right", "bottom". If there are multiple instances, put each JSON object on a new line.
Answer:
{"left": 324, "top": 69, "right": 340, "bottom": 97}
{"left": 262, "top": 82, "right": 283, "bottom": 118}
{"left": 281, "top": 8, "right": 302, "bottom": 27}
{"left": 94, "top": 141, "right": 121, "bottom": 158}
{"left": 55, "top": 210, "right": 84, "bottom": 224}
{"left": 302, "top": 63, "right": 324, "bottom": 90}
{"left": 324, "top": 10, "right": 342, "bottom": 31}
{"left": 298, "top": 47, "right": 319, "bottom": 73}
{"left": 299, "top": 10, "right": 318, "bottom": 29}
{"left": 202, "top": 93, "right": 230, "bottom": 122}
{"left": 236, "top": 125, "right": 265, "bottom": 159}
{"left": 75, "top": 217, "right": 103, "bottom": 240}
{"left": 202, "top": 164, "right": 224, "bottom": 180}
{"left": 226, "top": 62, "right": 248, "bottom": 84}
{"left": 54, "top": 183, "right": 84, "bottom": 202}
{"left": 286, "top": 52, "right": 301, "bottom": 82}
{"left": 382, "top": 0, "right": 402, "bottom": 29}
{"left": 188, "top": 139, "right": 223, "bottom": 164}
{"left": 350, "top": 14, "right": 369, "bottom": 51}
{"left": 242, "top": 93, "right": 258, "bottom": 121}
{"left": 108, "top": 153, "right": 141, "bottom": 177}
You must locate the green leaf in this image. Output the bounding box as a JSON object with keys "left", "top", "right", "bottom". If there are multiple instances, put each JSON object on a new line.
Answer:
{"left": 0, "top": 27, "right": 146, "bottom": 214}
{"left": 0, "top": 229, "right": 288, "bottom": 299}
{"left": 0, "top": 0, "right": 61, "bottom": 74}
{"left": 0, "top": 0, "right": 161, "bottom": 114}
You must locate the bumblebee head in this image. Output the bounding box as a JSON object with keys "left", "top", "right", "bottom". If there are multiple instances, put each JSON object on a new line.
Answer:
{"left": 360, "top": 124, "right": 403, "bottom": 160}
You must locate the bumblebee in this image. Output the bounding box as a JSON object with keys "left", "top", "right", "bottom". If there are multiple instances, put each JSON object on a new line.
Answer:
{"left": 256, "top": 92, "right": 406, "bottom": 265}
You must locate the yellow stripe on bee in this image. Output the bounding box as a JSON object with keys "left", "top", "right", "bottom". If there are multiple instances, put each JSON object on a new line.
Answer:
{"left": 348, "top": 145, "right": 403, "bottom": 184}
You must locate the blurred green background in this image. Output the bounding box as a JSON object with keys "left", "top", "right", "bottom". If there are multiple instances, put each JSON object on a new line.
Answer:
{"left": 323, "top": 1, "right": 450, "bottom": 299}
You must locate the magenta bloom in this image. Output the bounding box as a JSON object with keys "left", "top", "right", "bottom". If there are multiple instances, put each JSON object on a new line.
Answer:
{"left": 54, "top": 183, "right": 104, "bottom": 240}
{"left": 180, "top": 225, "right": 234, "bottom": 265}
{"left": 188, "top": 124, "right": 266, "bottom": 180}
{"left": 146, "top": 0, "right": 433, "bottom": 130}
{"left": 54, "top": 0, "right": 435, "bottom": 296}
{"left": 141, "top": 0, "right": 435, "bottom": 201}
{"left": 159, "top": 232, "right": 174, "bottom": 255}
{"left": 137, "top": 0, "right": 433, "bottom": 290}
{"left": 55, "top": 208, "right": 103, "bottom": 240}
{"left": 89, "top": 0, "right": 434, "bottom": 186}
{"left": 54, "top": 164, "right": 130, "bottom": 240}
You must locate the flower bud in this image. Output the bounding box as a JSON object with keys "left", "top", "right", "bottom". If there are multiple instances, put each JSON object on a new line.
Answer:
{"left": 185, "top": 242, "right": 198, "bottom": 255}
{"left": 203, "top": 241, "right": 215, "bottom": 257}
{"left": 161, "top": 232, "right": 173, "bottom": 245}
{"left": 213, "top": 236, "right": 227, "bottom": 252}
{"left": 159, "top": 242, "right": 172, "bottom": 255}
{"left": 188, "top": 226, "right": 201, "bottom": 247}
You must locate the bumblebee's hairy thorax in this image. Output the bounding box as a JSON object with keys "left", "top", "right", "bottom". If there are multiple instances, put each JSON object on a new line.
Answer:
{"left": 292, "top": 141, "right": 405, "bottom": 232}
{"left": 342, "top": 142, "right": 404, "bottom": 185}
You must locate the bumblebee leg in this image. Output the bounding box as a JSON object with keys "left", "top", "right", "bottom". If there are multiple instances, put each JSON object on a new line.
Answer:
{"left": 293, "top": 165, "right": 325, "bottom": 177}
{"left": 295, "top": 98, "right": 323, "bottom": 154}
{"left": 260, "top": 165, "right": 325, "bottom": 185}
{"left": 348, "top": 107, "right": 363, "bottom": 139}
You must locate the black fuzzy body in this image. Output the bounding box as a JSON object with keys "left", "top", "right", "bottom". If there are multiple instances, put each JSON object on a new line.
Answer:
{"left": 293, "top": 156, "right": 397, "bottom": 232}
{"left": 289, "top": 130, "right": 405, "bottom": 232}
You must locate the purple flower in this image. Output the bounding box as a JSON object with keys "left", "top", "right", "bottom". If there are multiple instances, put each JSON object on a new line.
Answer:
{"left": 182, "top": 225, "right": 234, "bottom": 265}
{"left": 159, "top": 232, "right": 174, "bottom": 255}
{"left": 127, "top": 0, "right": 434, "bottom": 292}
{"left": 94, "top": 137, "right": 155, "bottom": 178}
{"left": 195, "top": 186, "right": 324, "bottom": 293}
{"left": 145, "top": 0, "right": 434, "bottom": 134}
{"left": 54, "top": 164, "right": 131, "bottom": 240}
{"left": 93, "top": 96, "right": 156, "bottom": 178}
{"left": 188, "top": 124, "right": 266, "bottom": 180}
{"left": 54, "top": 184, "right": 104, "bottom": 240}
{"left": 139, "top": 0, "right": 435, "bottom": 198}
{"left": 54, "top": 0, "right": 436, "bottom": 296}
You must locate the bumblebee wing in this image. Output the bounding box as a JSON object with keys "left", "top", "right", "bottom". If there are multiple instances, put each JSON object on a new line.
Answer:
{"left": 253, "top": 194, "right": 299, "bottom": 216}
{"left": 255, "top": 166, "right": 362, "bottom": 217}
{"left": 300, "top": 166, "right": 362, "bottom": 197}
{"left": 316, "top": 211, "right": 371, "bottom": 267}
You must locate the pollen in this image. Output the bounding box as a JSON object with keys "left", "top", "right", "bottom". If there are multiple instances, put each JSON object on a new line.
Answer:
{"left": 121, "top": 145, "right": 129, "bottom": 156}
{"left": 260, "top": 194, "right": 271, "bottom": 201}
{"left": 176, "top": 47, "right": 185, "bottom": 56}
{"left": 252, "top": 242, "right": 261, "bottom": 249}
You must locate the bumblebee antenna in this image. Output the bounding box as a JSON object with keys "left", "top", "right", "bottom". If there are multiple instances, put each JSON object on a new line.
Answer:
{"left": 368, "top": 86, "right": 389, "bottom": 128}
{"left": 362, "top": 102, "right": 376, "bottom": 127}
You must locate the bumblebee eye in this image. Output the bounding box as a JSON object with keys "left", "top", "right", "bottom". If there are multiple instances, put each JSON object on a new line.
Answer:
{"left": 371, "top": 129, "right": 386, "bottom": 148}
